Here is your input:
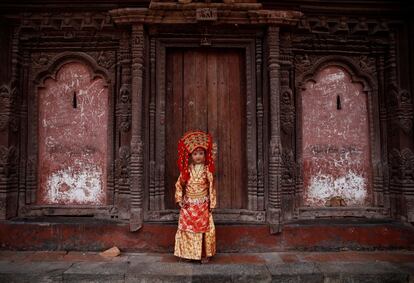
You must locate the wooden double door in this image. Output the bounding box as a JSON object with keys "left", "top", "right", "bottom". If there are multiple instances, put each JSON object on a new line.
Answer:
{"left": 165, "top": 48, "right": 247, "bottom": 209}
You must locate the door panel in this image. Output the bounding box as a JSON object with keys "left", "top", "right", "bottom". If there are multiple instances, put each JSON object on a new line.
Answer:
{"left": 37, "top": 62, "right": 108, "bottom": 205}
{"left": 302, "top": 66, "right": 372, "bottom": 207}
{"left": 165, "top": 48, "right": 246, "bottom": 209}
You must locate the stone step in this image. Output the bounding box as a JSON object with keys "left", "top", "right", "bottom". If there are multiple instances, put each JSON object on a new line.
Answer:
{"left": 0, "top": 251, "right": 413, "bottom": 283}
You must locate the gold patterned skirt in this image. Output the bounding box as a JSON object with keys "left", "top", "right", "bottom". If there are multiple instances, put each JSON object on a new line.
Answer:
{"left": 174, "top": 201, "right": 216, "bottom": 260}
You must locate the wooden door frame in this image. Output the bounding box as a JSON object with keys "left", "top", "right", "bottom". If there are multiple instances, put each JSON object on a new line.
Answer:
{"left": 109, "top": 3, "right": 302, "bottom": 230}
{"left": 144, "top": 35, "right": 267, "bottom": 223}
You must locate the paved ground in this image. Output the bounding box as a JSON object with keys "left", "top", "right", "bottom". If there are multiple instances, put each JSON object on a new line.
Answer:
{"left": 0, "top": 250, "right": 413, "bottom": 282}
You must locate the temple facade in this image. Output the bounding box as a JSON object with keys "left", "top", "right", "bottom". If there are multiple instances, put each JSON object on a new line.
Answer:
{"left": 0, "top": 0, "right": 413, "bottom": 251}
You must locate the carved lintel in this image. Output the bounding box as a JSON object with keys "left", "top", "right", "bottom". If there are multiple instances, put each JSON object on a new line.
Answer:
{"left": 294, "top": 15, "right": 391, "bottom": 36}
{"left": 196, "top": 8, "right": 217, "bottom": 22}
{"left": 18, "top": 12, "right": 115, "bottom": 36}
{"left": 109, "top": 6, "right": 301, "bottom": 26}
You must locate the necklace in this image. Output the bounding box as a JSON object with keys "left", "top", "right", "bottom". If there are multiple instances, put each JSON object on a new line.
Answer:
{"left": 191, "top": 164, "right": 204, "bottom": 181}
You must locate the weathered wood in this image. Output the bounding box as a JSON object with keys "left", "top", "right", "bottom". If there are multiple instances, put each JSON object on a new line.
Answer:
{"left": 165, "top": 50, "right": 183, "bottom": 208}
{"left": 110, "top": 4, "right": 302, "bottom": 26}
{"left": 115, "top": 30, "right": 132, "bottom": 220}
{"left": 129, "top": 24, "right": 145, "bottom": 231}
{"left": 165, "top": 49, "right": 246, "bottom": 210}
{"left": 266, "top": 25, "right": 282, "bottom": 234}
{"left": 256, "top": 36, "right": 265, "bottom": 211}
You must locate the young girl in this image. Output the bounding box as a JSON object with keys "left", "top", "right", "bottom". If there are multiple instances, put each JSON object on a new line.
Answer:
{"left": 173, "top": 130, "right": 216, "bottom": 263}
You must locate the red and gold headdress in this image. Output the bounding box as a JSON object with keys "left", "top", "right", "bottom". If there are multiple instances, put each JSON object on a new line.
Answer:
{"left": 177, "top": 130, "right": 215, "bottom": 182}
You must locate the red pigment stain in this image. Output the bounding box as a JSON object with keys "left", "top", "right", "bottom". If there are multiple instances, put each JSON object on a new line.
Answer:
{"left": 37, "top": 62, "right": 108, "bottom": 205}
{"left": 301, "top": 66, "right": 372, "bottom": 207}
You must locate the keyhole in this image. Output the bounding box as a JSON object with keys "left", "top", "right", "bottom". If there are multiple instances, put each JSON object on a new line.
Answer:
{"left": 336, "top": 95, "right": 341, "bottom": 110}
{"left": 73, "top": 91, "right": 77, "bottom": 109}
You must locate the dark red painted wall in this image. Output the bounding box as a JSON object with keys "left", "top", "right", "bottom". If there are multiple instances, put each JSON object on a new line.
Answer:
{"left": 0, "top": 221, "right": 413, "bottom": 252}
{"left": 302, "top": 66, "right": 372, "bottom": 207}
{"left": 37, "top": 62, "right": 108, "bottom": 205}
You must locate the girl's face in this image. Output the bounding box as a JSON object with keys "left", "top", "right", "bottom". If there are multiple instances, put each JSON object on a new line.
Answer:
{"left": 191, "top": 148, "right": 205, "bottom": 164}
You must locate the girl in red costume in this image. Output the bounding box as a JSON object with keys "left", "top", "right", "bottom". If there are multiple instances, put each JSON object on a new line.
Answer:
{"left": 174, "top": 130, "right": 217, "bottom": 264}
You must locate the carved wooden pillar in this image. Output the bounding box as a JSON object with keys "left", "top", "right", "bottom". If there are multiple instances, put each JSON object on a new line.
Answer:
{"left": 154, "top": 41, "right": 166, "bottom": 211}
{"left": 256, "top": 36, "right": 265, "bottom": 211}
{"left": 386, "top": 31, "right": 414, "bottom": 223}
{"left": 129, "top": 24, "right": 145, "bottom": 231}
{"left": 266, "top": 25, "right": 282, "bottom": 233}
{"left": 115, "top": 30, "right": 132, "bottom": 220}
{"left": 279, "top": 31, "right": 296, "bottom": 221}
{"left": 148, "top": 37, "right": 156, "bottom": 211}
{"left": 19, "top": 49, "right": 29, "bottom": 214}
{"left": 0, "top": 81, "right": 18, "bottom": 220}
{"left": 378, "top": 55, "right": 389, "bottom": 211}
{"left": 0, "top": 25, "right": 19, "bottom": 220}
{"left": 246, "top": 42, "right": 258, "bottom": 211}
{"left": 386, "top": 34, "right": 399, "bottom": 219}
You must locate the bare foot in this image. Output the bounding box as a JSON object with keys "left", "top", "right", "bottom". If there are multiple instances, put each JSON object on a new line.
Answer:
{"left": 201, "top": 257, "right": 210, "bottom": 264}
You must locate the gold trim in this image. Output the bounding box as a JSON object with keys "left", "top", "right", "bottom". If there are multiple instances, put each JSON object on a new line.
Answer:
{"left": 186, "top": 190, "right": 208, "bottom": 198}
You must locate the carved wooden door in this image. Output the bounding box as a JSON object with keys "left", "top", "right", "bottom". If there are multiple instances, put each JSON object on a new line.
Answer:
{"left": 165, "top": 48, "right": 247, "bottom": 209}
